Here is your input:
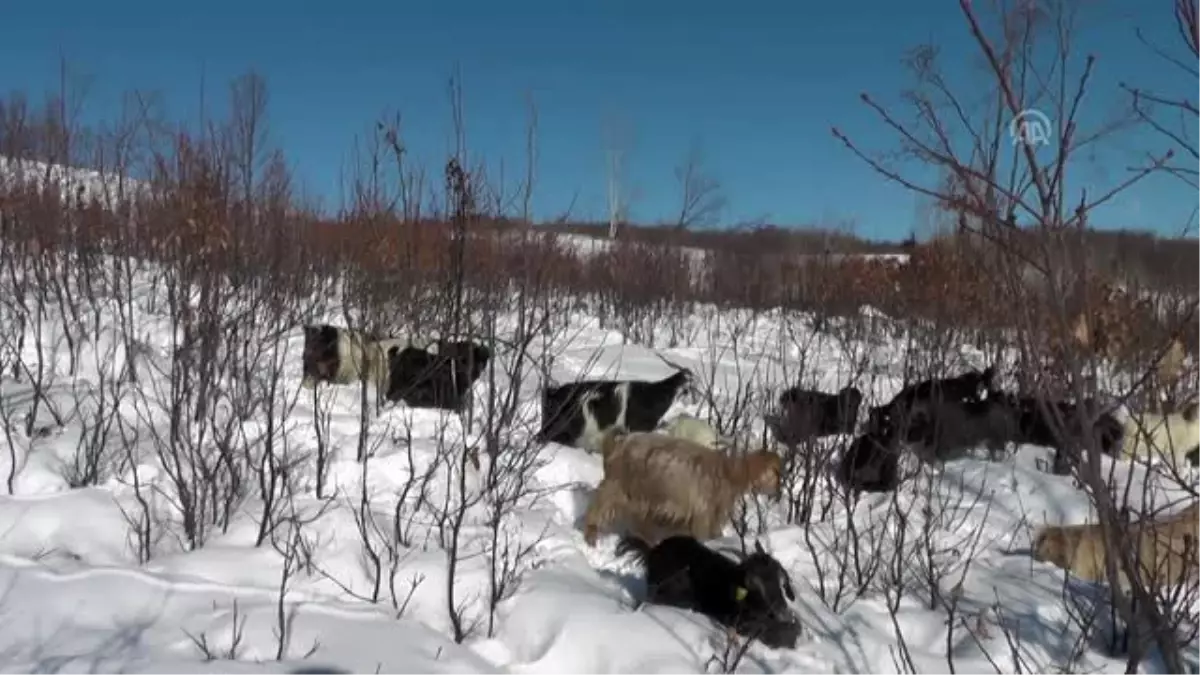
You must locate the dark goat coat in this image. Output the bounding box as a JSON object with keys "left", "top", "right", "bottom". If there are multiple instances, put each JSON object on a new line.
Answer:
{"left": 1013, "top": 396, "right": 1123, "bottom": 475}
{"left": 616, "top": 535, "right": 801, "bottom": 650}
{"left": 384, "top": 340, "right": 491, "bottom": 411}
{"left": 867, "top": 366, "right": 998, "bottom": 437}
{"left": 536, "top": 369, "right": 694, "bottom": 451}
{"left": 767, "top": 385, "right": 863, "bottom": 446}
{"left": 302, "top": 324, "right": 344, "bottom": 384}
{"left": 835, "top": 432, "right": 902, "bottom": 494}
{"left": 904, "top": 394, "right": 1023, "bottom": 464}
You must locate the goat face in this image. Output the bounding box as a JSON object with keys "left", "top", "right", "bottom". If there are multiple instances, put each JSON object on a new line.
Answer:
{"left": 738, "top": 542, "right": 795, "bottom": 624}
{"left": 1030, "top": 526, "right": 1076, "bottom": 571}
{"left": 746, "top": 451, "right": 783, "bottom": 498}
{"left": 303, "top": 325, "right": 340, "bottom": 380}
{"left": 866, "top": 404, "right": 901, "bottom": 439}
{"left": 675, "top": 368, "right": 700, "bottom": 404}
{"left": 949, "top": 366, "right": 996, "bottom": 399}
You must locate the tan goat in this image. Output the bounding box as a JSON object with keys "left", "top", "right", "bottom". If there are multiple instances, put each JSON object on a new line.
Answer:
{"left": 582, "top": 429, "right": 782, "bottom": 547}
{"left": 1032, "top": 500, "right": 1199, "bottom": 590}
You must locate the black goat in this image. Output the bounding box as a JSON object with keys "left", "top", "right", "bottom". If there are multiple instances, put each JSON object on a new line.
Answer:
{"left": 536, "top": 368, "right": 694, "bottom": 453}
{"left": 384, "top": 340, "right": 491, "bottom": 411}
{"left": 1013, "top": 396, "right": 1123, "bottom": 475}
{"left": 616, "top": 535, "right": 801, "bottom": 650}
{"left": 866, "top": 366, "right": 998, "bottom": 437}
{"left": 766, "top": 385, "right": 863, "bottom": 446}
{"left": 835, "top": 431, "right": 903, "bottom": 495}
{"left": 904, "top": 394, "right": 1024, "bottom": 464}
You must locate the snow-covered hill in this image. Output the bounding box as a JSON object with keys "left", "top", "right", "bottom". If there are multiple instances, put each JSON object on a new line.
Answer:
{"left": 0, "top": 156, "right": 150, "bottom": 206}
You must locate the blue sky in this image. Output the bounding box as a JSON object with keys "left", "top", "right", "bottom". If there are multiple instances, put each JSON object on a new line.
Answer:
{"left": 2, "top": 0, "right": 1196, "bottom": 240}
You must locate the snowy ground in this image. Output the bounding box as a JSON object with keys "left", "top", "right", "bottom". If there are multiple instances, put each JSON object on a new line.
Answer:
{"left": 0, "top": 265, "right": 1194, "bottom": 674}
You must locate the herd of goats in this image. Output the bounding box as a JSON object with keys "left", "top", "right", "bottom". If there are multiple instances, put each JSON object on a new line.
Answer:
{"left": 300, "top": 322, "right": 1200, "bottom": 651}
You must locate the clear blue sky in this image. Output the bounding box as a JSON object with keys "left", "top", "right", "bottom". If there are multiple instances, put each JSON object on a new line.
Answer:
{"left": 3, "top": 0, "right": 1196, "bottom": 241}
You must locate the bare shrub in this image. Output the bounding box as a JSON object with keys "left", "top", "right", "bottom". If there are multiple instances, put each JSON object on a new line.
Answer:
{"left": 836, "top": 0, "right": 1199, "bottom": 670}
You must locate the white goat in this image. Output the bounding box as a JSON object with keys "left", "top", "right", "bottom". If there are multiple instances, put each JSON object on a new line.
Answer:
{"left": 1118, "top": 400, "right": 1200, "bottom": 469}
{"left": 658, "top": 414, "right": 732, "bottom": 450}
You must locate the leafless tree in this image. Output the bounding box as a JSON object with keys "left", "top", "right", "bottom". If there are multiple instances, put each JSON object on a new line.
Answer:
{"left": 674, "top": 138, "right": 727, "bottom": 230}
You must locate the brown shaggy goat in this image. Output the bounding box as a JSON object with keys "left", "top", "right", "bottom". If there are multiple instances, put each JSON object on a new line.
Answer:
{"left": 1031, "top": 500, "right": 1199, "bottom": 590}
{"left": 581, "top": 429, "right": 782, "bottom": 547}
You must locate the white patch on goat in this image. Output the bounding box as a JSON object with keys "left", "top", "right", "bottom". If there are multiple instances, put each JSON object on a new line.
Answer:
{"left": 333, "top": 330, "right": 364, "bottom": 384}
{"left": 577, "top": 383, "right": 630, "bottom": 453}
{"left": 576, "top": 390, "right": 605, "bottom": 453}
{"left": 370, "top": 337, "right": 410, "bottom": 388}
{"left": 660, "top": 414, "right": 721, "bottom": 449}
{"left": 614, "top": 382, "right": 630, "bottom": 432}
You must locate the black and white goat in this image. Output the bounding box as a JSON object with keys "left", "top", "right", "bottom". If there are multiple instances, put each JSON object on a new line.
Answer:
{"left": 300, "top": 324, "right": 409, "bottom": 391}
{"left": 765, "top": 385, "right": 863, "bottom": 446}
{"left": 384, "top": 340, "right": 491, "bottom": 412}
{"left": 536, "top": 367, "right": 695, "bottom": 453}
{"left": 616, "top": 535, "right": 801, "bottom": 650}
{"left": 866, "top": 366, "right": 998, "bottom": 437}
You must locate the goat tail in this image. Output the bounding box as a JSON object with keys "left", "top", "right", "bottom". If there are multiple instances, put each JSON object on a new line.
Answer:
{"left": 614, "top": 534, "right": 653, "bottom": 567}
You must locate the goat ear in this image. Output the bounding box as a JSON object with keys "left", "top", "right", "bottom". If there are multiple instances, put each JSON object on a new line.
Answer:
{"left": 783, "top": 572, "right": 796, "bottom": 601}
{"left": 734, "top": 586, "right": 748, "bottom": 602}
{"left": 754, "top": 540, "right": 766, "bottom": 556}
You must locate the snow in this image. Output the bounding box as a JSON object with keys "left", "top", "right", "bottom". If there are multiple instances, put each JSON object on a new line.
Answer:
{"left": 0, "top": 253, "right": 1195, "bottom": 672}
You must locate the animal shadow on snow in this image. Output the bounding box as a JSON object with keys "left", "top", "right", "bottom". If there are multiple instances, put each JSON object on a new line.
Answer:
{"left": 0, "top": 611, "right": 160, "bottom": 674}
{"left": 984, "top": 557, "right": 1146, "bottom": 671}
{"left": 596, "top": 567, "right": 648, "bottom": 609}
